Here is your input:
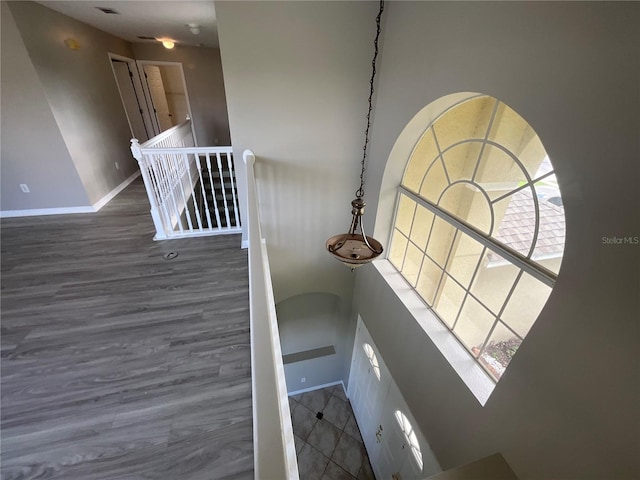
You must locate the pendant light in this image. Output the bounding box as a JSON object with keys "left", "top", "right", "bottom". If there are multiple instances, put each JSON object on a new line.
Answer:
{"left": 326, "top": 0, "right": 385, "bottom": 271}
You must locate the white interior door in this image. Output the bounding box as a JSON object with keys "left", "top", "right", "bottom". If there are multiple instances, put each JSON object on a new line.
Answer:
{"left": 110, "top": 57, "right": 152, "bottom": 142}
{"left": 143, "top": 65, "right": 173, "bottom": 132}
{"left": 347, "top": 317, "right": 441, "bottom": 480}
{"left": 348, "top": 317, "right": 391, "bottom": 461}
{"left": 377, "top": 385, "right": 441, "bottom": 479}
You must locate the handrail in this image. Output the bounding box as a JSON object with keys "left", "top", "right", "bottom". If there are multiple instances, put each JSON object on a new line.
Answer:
{"left": 141, "top": 117, "right": 193, "bottom": 148}
{"left": 138, "top": 146, "right": 234, "bottom": 154}
{"left": 244, "top": 149, "right": 299, "bottom": 480}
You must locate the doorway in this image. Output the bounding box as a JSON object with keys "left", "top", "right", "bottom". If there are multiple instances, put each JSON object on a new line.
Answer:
{"left": 109, "top": 55, "right": 195, "bottom": 143}
{"left": 137, "top": 61, "right": 193, "bottom": 138}
{"left": 347, "top": 317, "right": 441, "bottom": 479}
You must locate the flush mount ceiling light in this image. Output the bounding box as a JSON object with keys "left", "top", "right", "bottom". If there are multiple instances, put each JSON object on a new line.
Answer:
{"left": 326, "top": 0, "right": 385, "bottom": 271}
{"left": 158, "top": 38, "right": 175, "bottom": 49}
{"left": 187, "top": 23, "right": 200, "bottom": 35}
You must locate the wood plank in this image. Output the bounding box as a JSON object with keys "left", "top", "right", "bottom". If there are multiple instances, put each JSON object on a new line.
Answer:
{"left": 0, "top": 178, "right": 253, "bottom": 479}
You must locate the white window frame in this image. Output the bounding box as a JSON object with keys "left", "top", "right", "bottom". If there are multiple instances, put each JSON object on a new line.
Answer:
{"left": 380, "top": 95, "right": 564, "bottom": 404}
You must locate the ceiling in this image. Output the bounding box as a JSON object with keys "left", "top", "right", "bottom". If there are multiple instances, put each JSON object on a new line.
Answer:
{"left": 37, "top": 1, "right": 219, "bottom": 48}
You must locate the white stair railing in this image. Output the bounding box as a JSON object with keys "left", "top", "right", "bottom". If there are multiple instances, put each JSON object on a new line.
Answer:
{"left": 130, "top": 119, "right": 241, "bottom": 240}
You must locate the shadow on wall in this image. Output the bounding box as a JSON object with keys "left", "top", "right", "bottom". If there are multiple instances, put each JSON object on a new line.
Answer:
{"left": 277, "top": 292, "right": 353, "bottom": 393}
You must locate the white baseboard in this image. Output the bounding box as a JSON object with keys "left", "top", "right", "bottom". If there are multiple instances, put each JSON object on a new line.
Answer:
{"left": 0, "top": 205, "right": 96, "bottom": 218}
{"left": 288, "top": 380, "right": 346, "bottom": 397}
{"left": 0, "top": 171, "right": 141, "bottom": 219}
{"left": 93, "top": 171, "right": 140, "bottom": 211}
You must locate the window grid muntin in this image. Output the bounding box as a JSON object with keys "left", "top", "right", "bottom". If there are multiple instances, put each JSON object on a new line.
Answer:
{"left": 436, "top": 180, "right": 495, "bottom": 236}
{"left": 409, "top": 134, "right": 556, "bottom": 262}
{"left": 391, "top": 233, "right": 529, "bottom": 369}
{"left": 393, "top": 97, "right": 562, "bottom": 382}
{"left": 394, "top": 410, "right": 424, "bottom": 471}
{"left": 363, "top": 343, "right": 381, "bottom": 381}
{"left": 399, "top": 187, "right": 556, "bottom": 288}
{"left": 391, "top": 202, "right": 536, "bottom": 333}
{"left": 391, "top": 191, "right": 543, "bottom": 381}
{"left": 395, "top": 218, "right": 528, "bottom": 346}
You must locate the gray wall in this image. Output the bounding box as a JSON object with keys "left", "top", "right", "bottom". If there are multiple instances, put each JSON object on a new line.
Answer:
{"left": 277, "top": 293, "right": 352, "bottom": 392}
{"left": 1, "top": 2, "right": 89, "bottom": 211}
{"left": 131, "top": 43, "right": 231, "bottom": 147}
{"left": 217, "top": 1, "right": 639, "bottom": 479}
{"left": 355, "top": 2, "right": 639, "bottom": 479}
{"left": 216, "top": 0, "right": 378, "bottom": 307}
{"left": 7, "top": 1, "right": 139, "bottom": 206}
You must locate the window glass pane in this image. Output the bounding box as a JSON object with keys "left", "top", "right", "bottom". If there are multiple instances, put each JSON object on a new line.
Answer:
{"left": 409, "top": 205, "right": 434, "bottom": 251}
{"left": 433, "top": 274, "right": 465, "bottom": 328}
{"left": 425, "top": 216, "right": 455, "bottom": 267}
{"left": 517, "top": 133, "right": 548, "bottom": 181}
{"left": 447, "top": 231, "right": 483, "bottom": 288}
{"left": 491, "top": 188, "right": 536, "bottom": 257}
{"left": 532, "top": 177, "right": 565, "bottom": 273}
{"left": 432, "top": 96, "right": 495, "bottom": 150}
{"left": 501, "top": 272, "right": 552, "bottom": 338}
{"left": 363, "top": 343, "right": 381, "bottom": 380}
{"left": 409, "top": 431, "right": 423, "bottom": 470}
{"left": 419, "top": 160, "right": 449, "bottom": 203}
{"left": 394, "top": 411, "right": 423, "bottom": 470}
{"left": 469, "top": 249, "right": 520, "bottom": 315}
{"left": 487, "top": 102, "right": 532, "bottom": 159}
{"left": 474, "top": 144, "right": 526, "bottom": 190}
{"left": 402, "top": 242, "right": 424, "bottom": 287}
{"left": 416, "top": 256, "right": 442, "bottom": 305}
{"left": 403, "top": 128, "right": 438, "bottom": 192}
{"left": 388, "top": 229, "right": 408, "bottom": 271}
{"left": 396, "top": 194, "right": 416, "bottom": 236}
{"left": 453, "top": 296, "right": 496, "bottom": 354}
{"left": 442, "top": 141, "right": 482, "bottom": 182}
{"left": 477, "top": 321, "right": 521, "bottom": 380}
{"left": 439, "top": 183, "right": 491, "bottom": 234}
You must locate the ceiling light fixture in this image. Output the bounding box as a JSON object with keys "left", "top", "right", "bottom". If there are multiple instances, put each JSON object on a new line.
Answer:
{"left": 326, "top": 0, "right": 385, "bottom": 271}
{"left": 160, "top": 39, "right": 175, "bottom": 49}
{"left": 187, "top": 23, "right": 200, "bottom": 35}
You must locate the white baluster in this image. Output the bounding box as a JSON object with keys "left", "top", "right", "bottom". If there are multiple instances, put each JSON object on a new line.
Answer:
{"left": 205, "top": 153, "right": 222, "bottom": 229}
{"left": 184, "top": 152, "right": 203, "bottom": 230}
{"left": 130, "top": 139, "right": 167, "bottom": 239}
{"left": 195, "top": 155, "right": 213, "bottom": 230}
{"left": 226, "top": 152, "right": 241, "bottom": 227}
{"left": 216, "top": 152, "right": 232, "bottom": 229}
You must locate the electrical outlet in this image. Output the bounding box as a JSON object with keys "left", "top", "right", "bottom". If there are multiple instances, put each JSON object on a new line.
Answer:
{"left": 115, "top": 162, "right": 120, "bottom": 170}
{"left": 301, "top": 377, "right": 306, "bottom": 383}
{"left": 19, "top": 184, "right": 30, "bottom": 193}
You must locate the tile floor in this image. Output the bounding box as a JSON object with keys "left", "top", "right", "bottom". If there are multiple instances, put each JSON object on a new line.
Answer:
{"left": 289, "top": 385, "right": 375, "bottom": 480}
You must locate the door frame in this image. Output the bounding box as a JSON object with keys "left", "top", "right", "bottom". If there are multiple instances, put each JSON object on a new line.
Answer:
{"left": 108, "top": 53, "right": 155, "bottom": 142}
{"left": 135, "top": 60, "right": 197, "bottom": 145}
{"left": 347, "top": 316, "right": 441, "bottom": 479}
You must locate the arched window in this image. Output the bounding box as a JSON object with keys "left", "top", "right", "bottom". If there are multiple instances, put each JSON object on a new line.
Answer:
{"left": 394, "top": 410, "right": 423, "bottom": 470}
{"left": 363, "top": 343, "right": 381, "bottom": 380}
{"left": 388, "top": 95, "right": 564, "bottom": 381}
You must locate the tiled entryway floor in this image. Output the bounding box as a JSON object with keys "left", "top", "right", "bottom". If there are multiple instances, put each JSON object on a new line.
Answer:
{"left": 289, "top": 385, "right": 375, "bottom": 480}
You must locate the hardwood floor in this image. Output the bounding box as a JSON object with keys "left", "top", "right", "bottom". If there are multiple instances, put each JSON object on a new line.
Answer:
{"left": 1, "top": 179, "right": 253, "bottom": 480}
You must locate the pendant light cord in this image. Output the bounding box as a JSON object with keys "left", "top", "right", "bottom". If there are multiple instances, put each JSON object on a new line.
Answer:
{"left": 356, "top": 0, "right": 385, "bottom": 200}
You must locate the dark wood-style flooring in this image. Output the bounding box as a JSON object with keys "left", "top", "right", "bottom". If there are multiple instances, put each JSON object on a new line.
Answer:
{"left": 1, "top": 179, "right": 253, "bottom": 479}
